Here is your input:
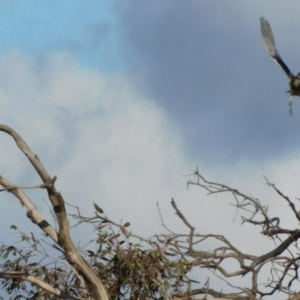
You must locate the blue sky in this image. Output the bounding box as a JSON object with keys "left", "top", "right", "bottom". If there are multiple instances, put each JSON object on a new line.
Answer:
{"left": 0, "top": 1, "right": 124, "bottom": 70}
{"left": 1, "top": 1, "right": 300, "bottom": 297}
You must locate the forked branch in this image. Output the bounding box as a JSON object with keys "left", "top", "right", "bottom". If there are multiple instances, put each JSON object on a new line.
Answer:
{"left": 0, "top": 124, "right": 109, "bottom": 300}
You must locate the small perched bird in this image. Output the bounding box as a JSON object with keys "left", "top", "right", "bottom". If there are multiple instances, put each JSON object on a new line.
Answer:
{"left": 260, "top": 17, "right": 300, "bottom": 115}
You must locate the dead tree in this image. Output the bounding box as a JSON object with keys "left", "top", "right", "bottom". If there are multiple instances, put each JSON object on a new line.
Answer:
{"left": 157, "top": 167, "right": 300, "bottom": 300}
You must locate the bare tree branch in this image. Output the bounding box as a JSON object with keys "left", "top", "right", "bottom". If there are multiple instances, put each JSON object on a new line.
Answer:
{"left": 0, "top": 272, "right": 83, "bottom": 299}
{"left": 0, "top": 124, "right": 109, "bottom": 300}
{"left": 157, "top": 169, "right": 300, "bottom": 299}
{"left": 0, "top": 175, "right": 59, "bottom": 243}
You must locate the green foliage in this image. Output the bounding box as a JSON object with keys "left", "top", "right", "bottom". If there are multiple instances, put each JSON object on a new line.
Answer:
{"left": 87, "top": 218, "right": 193, "bottom": 300}
{"left": 0, "top": 229, "right": 91, "bottom": 299}
{"left": 0, "top": 213, "right": 194, "bottom": 299}
{"left": 94, "top": 202, "right": 104, "bottom": 214}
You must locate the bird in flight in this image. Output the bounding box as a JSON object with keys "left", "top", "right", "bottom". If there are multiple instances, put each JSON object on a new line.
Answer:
{"left": 260, "top": 17, "right": 300, "bottom": 115}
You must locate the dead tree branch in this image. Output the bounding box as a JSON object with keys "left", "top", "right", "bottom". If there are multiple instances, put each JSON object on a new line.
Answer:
{"left": 158, "top": 169, "right": 300, "bottom": 299}
{"left": 0, "top": 124, "right": 109, "bottom": 300}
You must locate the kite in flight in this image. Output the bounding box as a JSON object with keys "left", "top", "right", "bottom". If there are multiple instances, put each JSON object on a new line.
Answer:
{"left": 260, "top": 17, "right": 300, "bottom": 115}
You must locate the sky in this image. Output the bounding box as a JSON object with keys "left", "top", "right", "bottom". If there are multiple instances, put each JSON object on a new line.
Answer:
{"left": 1, "top": 0, "right": 300, "bottom": 297}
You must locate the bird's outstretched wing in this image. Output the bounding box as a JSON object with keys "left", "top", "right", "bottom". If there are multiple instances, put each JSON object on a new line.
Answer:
{"left": 260, "top": 17, "right": 293, "bottom": 79}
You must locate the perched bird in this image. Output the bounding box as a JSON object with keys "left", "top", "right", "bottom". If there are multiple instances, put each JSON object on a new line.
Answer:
{"left": 260, "top": 17, "right": 300, "bottom": 115}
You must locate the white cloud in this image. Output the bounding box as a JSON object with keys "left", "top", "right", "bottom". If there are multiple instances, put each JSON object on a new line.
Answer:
{"left": 0, "top": 49, "right": 196, "bottom": 237}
